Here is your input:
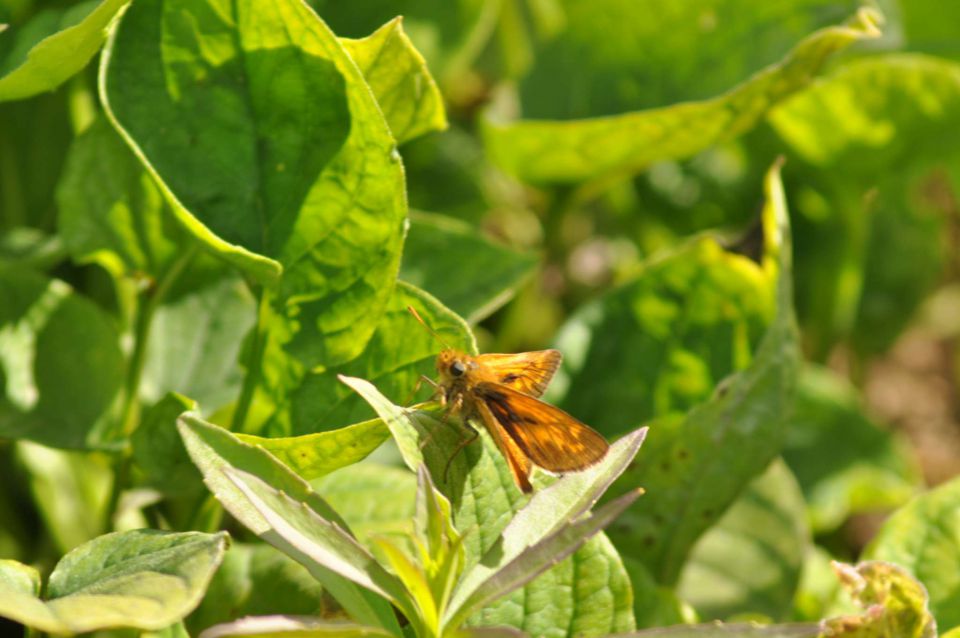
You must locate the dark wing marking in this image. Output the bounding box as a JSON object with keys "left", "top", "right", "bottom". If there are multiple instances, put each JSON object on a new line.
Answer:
{"left": 478, "top": 382, "right": 608, "bottom": 473}
{"left": 475, "top": 350, "right": 562, "bottom": 398}
{"left": 476, "top": 400, "right": 533, "bottom": 493}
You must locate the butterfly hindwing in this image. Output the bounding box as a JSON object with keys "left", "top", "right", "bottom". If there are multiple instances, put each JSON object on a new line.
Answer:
{"left": 477, "top": 382, "right": 608, "bottom": 473}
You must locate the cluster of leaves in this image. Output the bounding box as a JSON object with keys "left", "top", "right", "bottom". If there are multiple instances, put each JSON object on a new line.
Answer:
{"left": 0, "top": 0, "right": 959, "bottom": 637}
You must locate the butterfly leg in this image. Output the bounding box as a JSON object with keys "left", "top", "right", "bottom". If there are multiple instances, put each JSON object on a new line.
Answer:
{"left": 404, "top": 374, "right": 441, "bottom": 407}
{"left": 443, "top": 422, "right": 479, "bottom": 485}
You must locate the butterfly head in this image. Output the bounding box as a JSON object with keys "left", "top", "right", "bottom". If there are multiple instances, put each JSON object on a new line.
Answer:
{"left": 436, "top": 349, "right": 476, "bottom": 384}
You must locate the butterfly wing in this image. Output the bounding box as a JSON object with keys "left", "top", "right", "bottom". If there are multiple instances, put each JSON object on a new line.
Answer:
{"left": 475, "top": 350, "right": 562, "bottom": 398}
{"left": 475, "top": 399, "right": 534, "bottom": 493}
{"left": 477, "top": 382, "right": 608, "bottom": 473}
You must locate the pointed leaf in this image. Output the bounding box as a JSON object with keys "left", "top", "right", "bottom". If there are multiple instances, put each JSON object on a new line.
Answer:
{"left": 237, "top": 419, "right": 390, "bottom": 481}
{"left": 314, "top": 464, "right": 418, "bottom": 545}
{"left": 177, "top": 415, "right": 401, "bottom": 634}
{"left": 342, "top": 18, "right": 447, "bottom": 145}
{"left": 340, "top": 375, "right": 637, "bottom": 636}
{"left": 0, "top": 0, "right": 129, "bottom": 101}
{"left": 131, "top": 393, "right": 202, "bottom": 495}
{"left": 482, "top": 8, "right": 880, "bottom": 184}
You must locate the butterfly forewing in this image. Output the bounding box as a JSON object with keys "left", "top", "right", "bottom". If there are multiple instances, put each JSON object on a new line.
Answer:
{"left": 477, "top": 382, "right": 608, "bottom": 473}
{"left": 476, "top": 399, "right": 534, "bottom": 492}
{"left": 475, "top": 350, "right": 562, "bottom": 398}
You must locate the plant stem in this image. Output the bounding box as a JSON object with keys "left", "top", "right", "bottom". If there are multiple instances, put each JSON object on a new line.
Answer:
{"left": 231, "top": 286, "right": 269, "bottom": 433}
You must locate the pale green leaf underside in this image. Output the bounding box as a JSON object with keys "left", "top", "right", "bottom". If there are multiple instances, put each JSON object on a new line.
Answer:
{"left": 482, "top": 8, "right": 880, "bottom": 184}
{"left": 200, "top": 615, "right": 395, "bottom": 638}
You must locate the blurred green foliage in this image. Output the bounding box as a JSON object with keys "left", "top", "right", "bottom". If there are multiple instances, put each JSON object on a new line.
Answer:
{"left": 1, "top": 0, "right": 959, "bottom": 636}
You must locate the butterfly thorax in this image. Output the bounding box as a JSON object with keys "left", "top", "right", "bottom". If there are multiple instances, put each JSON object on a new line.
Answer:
{"left": 435, "top": 349, "right": 496, "bottom": 412}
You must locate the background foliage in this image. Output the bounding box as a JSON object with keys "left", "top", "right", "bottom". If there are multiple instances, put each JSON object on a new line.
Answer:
{"left": 0, "top": 0, "right": 958, "bottom": 636}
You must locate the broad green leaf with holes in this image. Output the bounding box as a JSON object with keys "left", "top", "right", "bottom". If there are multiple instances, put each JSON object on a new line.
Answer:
{"left": 0, "top": 265, "right": 125, "bottom": 449}
{"left": 401, "top": 212, "right": 538, "bottom": 323}
{"left": 177, "top": 414, "right": 401, "bottom": 635}
{"left": 0, "top": 0, "right": 129, "bottom": 101}
{"left": 864, "top": 475, "right": 960, "bottom": 632}
{"left": 0, "top": 530, "right": 227, "bottom": 634}
{"left": 342, "top": 18, "right": 447, "bottom": 145}
{"left": 482, "top": 8, "right": 880, "bottom": 184}
{"left": 678, "top": 459, "right": 808, "bottom": 622}
{"left": 342, "top": 376, "right": 643, "bottom": 636}
{"left": 783, "top": 365, "right": 920, "bottom": 533}
{"left": 590, "top": 162, "right": 798, "bottom": 586}
{"left": 102, "top": 0, "right": 406, "bottom": 368}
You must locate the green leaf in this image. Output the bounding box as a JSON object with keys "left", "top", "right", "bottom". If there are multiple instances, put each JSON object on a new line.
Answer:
{"left": 221, "top": 467, "right": 413, "bottom": 617}
{"left": 770, "top": 55, "right": 960, "bottom": 357}
{"left": 278, "top": 281, "right": 475, "bottom": 435}
{"left": 864, "top": 474, "right": 960, "bottom": 631}
{"left": 0, "top": 265, "right": 125, "bottom": 449}
{"left": 342, "top": 17, "right": 447, "bottom": 145}
{"left": 237, "top": 419, "right": 390, "bottom": 481}
{"left": 0, "top": 0, "right": 129, "bottom": 101}
{"left": 177, "top": 414, "right": 401, "bottom": 634}
{"left": 0, "top": 559, "right": 39, "bottom": 596}
{"left": 598, "top": 161, "right": 799, "bottom": 585}
{"left": 15, "top": 440, "right": 112, "bottom": 553}
{"left": 313, "top": 464, "right": 417, "bottom": 545}
{"left": 102, "top": 0, "right": 407, "bottom": 368}
{"left": 400, "top": 212, "right": 538, "bottom": 323}
{"left": 783, "top": 365, "right": 920, "bottom": 533}
{"left": 340, "top": 376, "right": 640, "bottom": 636}
{"left": 199, "top": 615, "right": 394, "bottom": 638}
{"left": 0, "top": 529, "right": 228, "bottom": 634}
{"left": 482, "top": 8, "right": 880, "bottom": 184}
{"left": 141, "top": 276, "right": 256, "bottom": 413}
{"left": 132, "top": 393, "right": 202, "bottom": 495}
{"left": 187, "top": 543, "right": 326, "bottom": 636}
{"left": 56, "top": 116, "right": 183, "bottom": 282}
{"left": 0, "top": 227, "right": 65, "bottom": 271}
{"left": 678, "top": 459, "right": 809, "bottom": 622}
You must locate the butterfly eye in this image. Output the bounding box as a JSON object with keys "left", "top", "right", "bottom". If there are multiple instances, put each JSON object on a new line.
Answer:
{"left": 450, "top": 361, "right": 466, "bottom": 377}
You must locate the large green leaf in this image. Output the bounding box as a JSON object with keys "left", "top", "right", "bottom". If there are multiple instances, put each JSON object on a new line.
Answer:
{"left": 187, "top": 543, "right": 326, "bottom": 636}
{"left": 0, "top": 530, "right": 227, "bottom": 634}
{"left": 102, "top": 0, "right": 407, "bottom": 368}
{"left": 277, "top": 281, "right": 474, "bottom": 435}
{"left": 782, "top": 365, "right": 920, "bottom": 533}
{"left": 770, "top": 55, "right": 960, "bottom": 358}
{"left": 0, "top": 265, "right": 124, "bottom": 449}
{"left": 597, "top": 162, "right": 798, "bottom": 586}
{"left": 342, "top": 17, "right": 447, "bottom": 145}
{"left": 864, "top": 474, "right": 960, "bottom": 631}
{"left": 0, "top": 0, "right": 129, "bottom": 101}
{"left": 177, "top": 415, "right": 401, "bottom": 634}
{"left": 400, "top": 212, "right": 538, "bottom": 323}
{"left": 677, "top": 459, "right": 808, "bottom": 622}
{"left": 342, "top": 376, "right": 641, "bottom": 637}
{"left": 131, "top": 393, "right": 203, "bottom": 495}
{"left": 482, "top": 8, "right": 880, "bottom": 184}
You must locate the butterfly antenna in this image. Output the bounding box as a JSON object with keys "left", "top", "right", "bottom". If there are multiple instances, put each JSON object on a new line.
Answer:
{"left": 407, "top": 306, "right": 454, "bottom": 350}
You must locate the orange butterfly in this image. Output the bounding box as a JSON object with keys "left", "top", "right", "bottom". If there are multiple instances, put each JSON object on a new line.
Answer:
{"left": 409, "top": 307, "right": 609, "bottom": 493}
